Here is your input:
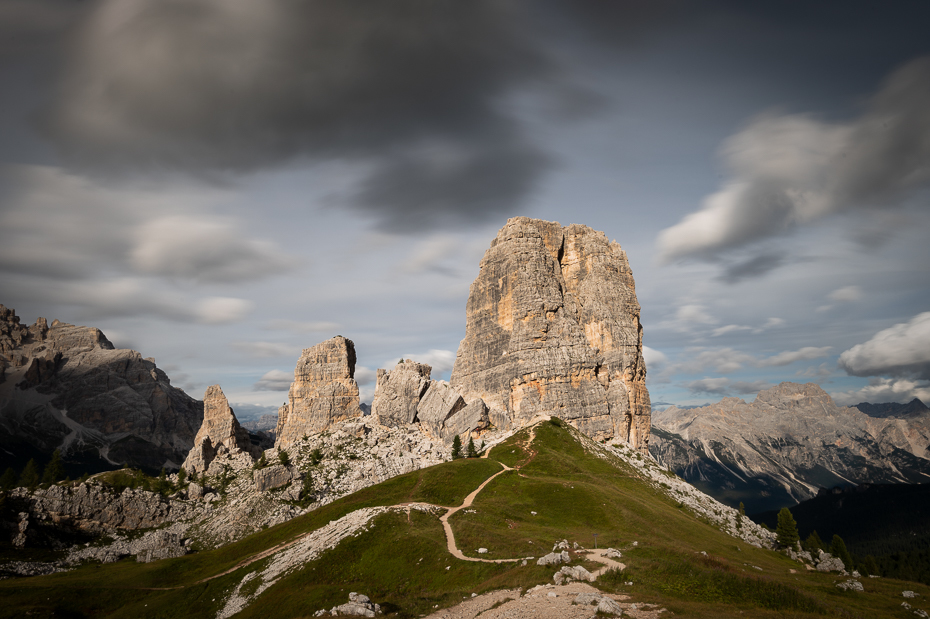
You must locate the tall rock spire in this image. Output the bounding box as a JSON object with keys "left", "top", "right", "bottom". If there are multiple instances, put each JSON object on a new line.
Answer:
{"left": 450, "top": 217, "right": 651, "bottom": 451}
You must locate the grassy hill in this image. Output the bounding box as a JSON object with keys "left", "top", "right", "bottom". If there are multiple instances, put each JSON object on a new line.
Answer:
{"left": 1, "top": 419, "right": 928, "bottom": 618}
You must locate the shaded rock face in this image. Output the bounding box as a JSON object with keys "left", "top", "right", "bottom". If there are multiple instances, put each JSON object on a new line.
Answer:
{"left": 182, "top": 385, "right": 259, "bottom": 474}
{"left": 450, "top": 217, "right": 650, "bottom": 450}
{"left": 275, "top": 336, "right": 362, "bottom": 449}
{"left": 650, "top": 382, "right": 930, "bottom": 513}
{"left": 371, "top": 360, "right": 431, "bottom": 428}
{"left": 0, "top": 304, "right": 203, "bottom": 471}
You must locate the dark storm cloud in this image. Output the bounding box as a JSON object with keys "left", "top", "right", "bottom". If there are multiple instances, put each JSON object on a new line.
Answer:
{"left": 40, "top": 0, "right": 562, "bottom": 229}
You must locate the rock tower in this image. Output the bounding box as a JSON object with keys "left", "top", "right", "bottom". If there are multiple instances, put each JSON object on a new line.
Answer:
{"left": 450, "top": 217, "right": 651, "bottom": 450}
{"left": 182, "top": 385, "right": 259, "bottom": 474}
{"left": 275, "top": 336, "right": 362, "bottom": 449}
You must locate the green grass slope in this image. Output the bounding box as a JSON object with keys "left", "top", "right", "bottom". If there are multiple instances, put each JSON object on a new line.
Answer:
{"left": 1, "top": 419, "right": 928, "bottom": 618}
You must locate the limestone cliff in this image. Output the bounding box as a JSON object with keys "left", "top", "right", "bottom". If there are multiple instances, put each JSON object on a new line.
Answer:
{"left": 450, "top": 217, "right": 650, "bottom": 450}
{"left": 275, "top": 336, "right": 362, "bottom": 449}
{"left": 0, "top": 304, "right": 203, "bottom": 471}
{"left": 182, "top": 385, "right": 260, "bottom": 474}
{"left": 651, "top": 382, "right": 930, "bottom": 512}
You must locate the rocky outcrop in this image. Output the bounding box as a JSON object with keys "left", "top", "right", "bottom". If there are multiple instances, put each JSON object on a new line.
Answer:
{"left": 253, "top": 464, "right": 295, "bottom": 492}
{"left": 182, "top": 385, "right": 260, "bottom": 474}
{"left": 0, "top": 304, "right": 203, "bottom": 471}
{"left": 371, "top": 360, "right": 431, "bottom": 428}
{"left": 651, "top": 382, "right": 930, "bottom": 512}
{"left": 450, "top": 217, "right": 650, "bottom": 450}
{"left": 275, "top": 336, "right": 362, "bottom": 449}
{"left": 415, "top": 381, "right": 466, "bottom": 439}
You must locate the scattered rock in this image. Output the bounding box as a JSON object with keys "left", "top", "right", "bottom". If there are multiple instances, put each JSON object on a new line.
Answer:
{"left": 836, "top": 579, "right": 863, "bottom": 592}
{"left": 537, "top": 551, "right": 570, "bottom": 566}
{"left": 330, "top": 591, "right": 381, "bottom": 617}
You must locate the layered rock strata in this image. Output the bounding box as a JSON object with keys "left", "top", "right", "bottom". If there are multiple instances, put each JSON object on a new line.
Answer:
{"left": 182, "top": 385, "right": 260, "bottom": 474}
{"left": 275, "top": 336, "right": 362, "bottom": 449}
{"left": 450, "top": 217, "right": 651, "bottom": 450}
{"left": 0, "top": 304, "right": 203, "bottom": 470}
{"left": 651, "top": 382, "right": 930, "bottom": 512}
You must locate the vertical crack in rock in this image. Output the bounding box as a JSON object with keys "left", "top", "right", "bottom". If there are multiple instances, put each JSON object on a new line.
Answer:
{"left": 450, "top": 217, "right": 651, "bottom": 451}
{"left": 275, "top": 336, "right": 362, "bottom": 450}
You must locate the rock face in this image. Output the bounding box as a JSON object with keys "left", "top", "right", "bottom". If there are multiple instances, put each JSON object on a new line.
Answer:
{"left": 275, "top": 336, "right": 362, "bottom": 449}
{"left": 182, "top": 385, "right": 260, "bottom": 474}
{"left": 370, "top": 360, "right": 489, "bottom": 442}
{"left": 0, "top": 304, "right": 203, "bottom": 471}
{"left": 371, "top": 360, "right": 431, "bottom": 428}
{"left": 450, "top": 217, "right": 650, "bottom": 450}
{"left": 651, "top": 382, "right": 930, "bottom": 512}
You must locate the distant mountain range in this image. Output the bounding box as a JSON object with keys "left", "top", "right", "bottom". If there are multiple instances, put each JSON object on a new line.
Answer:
{"left": 649, "top": 382, "right": 930, "bottom": 513}
{"left": 0, "top": 304, "right": 203, "bottom": 474}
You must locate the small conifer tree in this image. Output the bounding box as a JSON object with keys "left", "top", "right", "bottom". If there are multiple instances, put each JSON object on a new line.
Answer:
{"left": 0, "top": 467, "right": 18, "bottom": 491}
{"left": 255, "top": 452, "right": 267, "bottom": 469}
{"left": 803, "top": 530, "right": 825, "bottom": 553}
{"left": 736, "top": 501, "right": 745, "bottom": 530}
{"left": 278, "top": 449, "right": 290, "bottom": 466}
{"left": 467, "top": 437, "right": 477, "bottom": 458}
{"left": 775, "top": 507, "right": 800, "bottom": 549}
{"left": 177, "top": 467, "right": 187, "bottom": 485}
{"left": 41, "top": 449, "right": 66, "bottom": 486}
{"left": 830, "top": 534, "right": 854, "bottom": 570}
{"left": 19, "top": 459, "right": 40, "bottom": 490}
{"left": 451, "top": 435, "right": 462, "bottom": 460}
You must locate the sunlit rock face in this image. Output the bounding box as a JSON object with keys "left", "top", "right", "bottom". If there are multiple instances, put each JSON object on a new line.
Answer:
{"left": 275, "top": 336, "right": 362, "bottom": 449}
{"left": 182, "top": 385, "right": 259, "bottom": 474}
{"left": 450, "top": 217, "right": 651, "bottom": 451}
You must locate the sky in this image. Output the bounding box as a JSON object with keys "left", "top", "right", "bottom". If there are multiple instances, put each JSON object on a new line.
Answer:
{"left": 2, "top": 0, "right": 929, "bottom": 419}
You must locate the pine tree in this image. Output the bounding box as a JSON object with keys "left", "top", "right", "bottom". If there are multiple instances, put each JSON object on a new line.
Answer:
{"left": 775, "top": 507, "right": 800, "bottom": 549}
{"left": 451, "top": 435, "right": 462, "bottom": 460}
{"left": 736, "top": 502, "right": 745, "bottom": 530}
{"left": 0, "top": 467, "right": 17, "bottom": 491}
{"left": 18, "top": 459, "right": 40, "bottom": 490}
{"left": 177, "top": 467, "right": 187, "bottom": 485}
{"left": 830, "top": 534, "right": 854, "bottom": 570}
{"left": 41, "top": 449, "right": 66, "bottom": 485}
{"left": 278, "top": 449, "right": 290, "bottom": 466}
{"left": 803, "top": 530, "right": 825, "bottom": 553}
{"left": 466, "top": 437, "right": 477, "bottom": 458}
{"left": 862, "top": 554, "right": 879, "bottom": 577}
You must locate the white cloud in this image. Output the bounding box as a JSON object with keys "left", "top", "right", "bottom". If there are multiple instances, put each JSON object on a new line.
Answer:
{"left": 642, "top": 346, "right": 668, "bottom": 370}
{"left": 759, "top": 346, "right": 832, "bottom": 367}
{"left": 354, "top": 366, "right": 377, "bottom": 386}
{"left": 132, "top": 215, "right": 292, "bottom": 283}
{"left": 657, "top": 56, "right": 930, "bottom": 263}
{"left": 266, "top": 319, "right": 342, "bottom": 334}
{"left": 253, "top": 369, "right": 293, "bottom": 391}
{"left": 231, "top": 341, "right": 302, "bottom": 359}
{"left": 828, "top": 285, "right": 862, "bottom": 303}
{"left": 686, "top": 377, "right": 731, "bottom": 395}
{"left": 831, "top": 377, "right": 930, "bottom": 407}
{"left": 711, "top": 324, "right": 753, "bottom": 337}
{"left": 839, "top": 311, "right": 930, "bottom": 379}
{"left": 195, "top": 297, "right": 254, "bottom": 325}
{"left": 675, "top": 304, "right": 717, "bottom": 326}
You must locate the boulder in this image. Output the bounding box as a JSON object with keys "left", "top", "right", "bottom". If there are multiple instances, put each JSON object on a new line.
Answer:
{"left": 182, "top": 385, "right": 260, "bottom": 474}
{"left": 537, "top": 551, "right": 570, "bottom": 566}
{"left": 330, "top": 591, "right": 381, "bottom": 616}
{"left": 415, "top": 381, "right": 466, "bottom": 439}
{"left": 253, "top": 464, "right": 295, "bottom": 492}
{"left": 553, "top": 564, "right": 595, "bottom": 585}
{"left": 276, "top": 336, "right": 362, "bottom": 448}
{"left": 816, "top": 550, "right": 845, "bottom": 573}
{"left": 440, "top": 399, "right": 490, "bottom": 443}
{"left": 371, "top": 360, "right": 431, "bottom": 428}
{"left": 450, "top": 218, "right": 651, "bottom": 451}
